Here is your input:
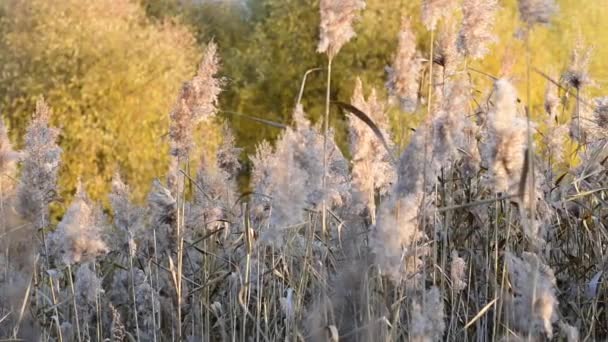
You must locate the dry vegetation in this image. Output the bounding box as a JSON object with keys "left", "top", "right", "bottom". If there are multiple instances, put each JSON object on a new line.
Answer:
{"left": 1, "top": 0, "right": 607, "bottom": 341}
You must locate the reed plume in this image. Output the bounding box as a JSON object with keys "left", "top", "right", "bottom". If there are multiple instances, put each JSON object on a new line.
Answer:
{"left": 251, "top": 105, "right": 350, "bottom": 239}
{"left": 386, "top": 17, "right": 423, "bottom": 112}
{"left": 542, "top": 75, "right": 567, "bottom": 164}
{"left": 562, "top": 39, "right": 593, "bottom": 91}
{"left": 410, "top": 287, "right": 446, "bottom": 341}
{"left": 518, "top": 0, "right": 558, "bottom": 26}
{"left": 484, "top": 79, "right": 528, "bottom": 196}
{"left": 0, "top": 117, "right": 20, "bottom": 186}
{"left": 434, "top": 18, "right": 461, "bottom": 79}
{"left": 504, "top": 252, "right": 558, "bottom": 339}
{"left": 16, "top": 98, "right": 62, "bottom": 230}
{"left": 422, "top": 0, "right": 457, "bottom": 31}
{"left": 348, "top": 78, "right": 396, "bottom": 222}
{"left": 458, "top": 0, "right": 498, "bottom": 59}
{"left": 48, "top": 184, "right": 108, "bottom": 265}
{"left": 169, "top": 41, "right": 223, "bottom": 158}
{"left": 450, "top": 251, "right": 467, "bottom": 292}
{"left": 317, "top": 0, "right": 366, "bottom": 59}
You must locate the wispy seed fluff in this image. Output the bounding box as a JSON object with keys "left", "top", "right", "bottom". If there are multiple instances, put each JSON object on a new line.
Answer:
{"left": 485, "top": 79, "right": 544, "bottom": 240}
{"left": 434, "top": 18, "right": 461, "bottom": 79}
{"left": 110, "top": 173, "right": 141, "bottom": 232}
{"left": 593, "top": 97, "right": 608, "bottom": 132}
{"left": 148, "top": 180, "right": 177, "bottom": 251}
{"left": 432, "top": 78, "right": 470, "bottom": 168}
{"left": 348, "top": 78, "right": 396, "bottom": 221}
{"left": 409, "top": 287, "right": 446, "bottom": 341}
{"left": 504, "top": 252, "right": 558, "bottom": 339}
{"left": 189, "top": 124, "right": 240, "bottom": 233}
{"left": 48, "top": 185, "right": 108, "bottom": 265}
{"left": 251, "top": 105, "right": 350, "bottom": 239}
{"left": 0, "top": 117, "right": 20, "bottom": 189}
{"left": 543, "top": 76, "right": 566, "bottom": 164}
{"left": 544, "top": 73, "right": 560, "bottom": 117}
{"left": 562, "top": 39, "right": 593, "bottom": 90}
{"left": 386, "top": 17, "right": 423, "bottom": 113}
{"left": 570, "top": 96, "right": 608, "bottom": 144}
{"left": 317, "top": 0, "right": 366, "bottom": 59}
{"left": 110, "top": 173, "right": 143, "bottom": 255}
{"left": 373, "top": 193, "right": 427, "bottom": 284}
{"left": 422, "top": 0, "right": 457, "bottom": 31}
{"left": 216, "top": 122, "right": 242, "bottom": 181}
{"left": 450, "top": 250, "right": 467, "bottom": 291}
{"left": 372, "top": 125, "right": 429, "bottom": 283}
{"left": 484, "top": 79, "right": 528, "bottom": 197}
{"left": 458, "top": 0, "right": 498, "bottom": 59}
{"left": 74, "top": 262, "right": 104, "bottom": 306}
{"left": 17, "top": 98, "right": 62, "bottom": 230}
{"left": 518, "top": 0, "right": 558, "bottom": 26}
{"left": 169, "top": 41, "right": 223, "bottom": 157}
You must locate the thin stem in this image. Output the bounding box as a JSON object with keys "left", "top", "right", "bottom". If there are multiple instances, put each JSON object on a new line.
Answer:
{"left": 427, "top": 29, "right": 435, "bottom": 118}
{"left": 129, "top": 248, "right": 141, "bottom": 342}
{"left": 49, "top": 276, "right": 63, "bottom": 342}
{"left": 297, "top": 67, "right": 323, "bottom": 106}
{"left": 175, "top": 157, "right": 184, "bottom": 340}
{"left": 576, "top": 87, "right": 581, "bottom": 145}
{"left": 322, "top": 57, "right": 333, "bottom": 239}
{"left": 525, "top": 27, "right": 535, "bottom": 231}
{"left": 422, "top": 28, "right": 435, "bottom": 283}
{"left": 68, "top": 264, "right": 83, "bottom": 342}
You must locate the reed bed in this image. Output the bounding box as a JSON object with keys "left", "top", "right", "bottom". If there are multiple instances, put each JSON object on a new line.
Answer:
{"left": 1, "top": 0, "right": 606, "bottom": 341}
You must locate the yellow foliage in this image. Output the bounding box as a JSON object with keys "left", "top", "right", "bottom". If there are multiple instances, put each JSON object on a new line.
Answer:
{"left": 0, "top": 0, "right": 217, "bottom": 203}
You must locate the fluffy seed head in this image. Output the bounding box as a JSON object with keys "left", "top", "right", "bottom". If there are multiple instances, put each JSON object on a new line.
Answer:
{"left": 110, "top": 173, "right": 140, "bottom": 232}
{"left": 372, "top": 193, "right": 426, "bottom": 284}
{"left": 251, "top": 105, "right": 350, "bottom": 239}
{"left": 450, "top": 250, "right": 467, "bottom": 291}
{"left": 518, "top": 0, "right": 558, "bottom": 25}
{"left": 147, "top": 179, "right": 177, "bottom": 252}
{"left": 542, "top": 74, "right": 567, "bottom": 163}
{"left": 432, "top": 79, "right": 470, "bottom": 167}
{"left": 110, "top": 173, "right": 144, "bottom": 256}
{"left": 434, "top": 19, "right": 461, "bottom": 77}
{"left": 505, "top": 252, "right": 558, "bottom": 339}
{"left": 422, "top": 0, "right": 457, "bottom": 31}
{"left": 75, "top": 262, "right": 104, "bottom": 305}
{"left": 544, "top": 74, "right": 560, "bottom": 118}
{"left": 17, "top": 98, "right": 62, "bottom": 230}
{"left": 410, "top": 287, "right": 446, "bottom": 341}
{"left": 593, "top": 97, "right": 608, "bottom": 131}
{"left": 148, "top": 179, "right": 177, "bottom": 228}
{"left": 558, "top": 322, "right": 579, "bottom": 342}
{"left": 543, "top": 120, "right": 567, "bottom": 165}
{"left": 216, "top": 122, "right": 242, "bottom": 180}
{"left": 0, "top": 117, "right": 20, "bottom": 179}
{"left": 458, "top": 0, "right": 499, "bottom": 59}
{"left": 562, "top": 39, "right": 593, "bottom": 90}
{"left": 386, "top": 17, "right": 423, "bottom": 112}
{"left": 49, "top": 185, "right": 108, "bottom": 264}
{"left": 569, "top": 94, "right": 597, "bottom": 144}
{"left": 348, "top": 78, "right": 396, "bottom": 220}
{"left": 484, "top": 79, "right": 528, "bottom": 194}
{"left": 169, "top": 41, "right": 223, "bottom": 157}
{"left": 317, "top": 0, "right": 366, "bottom": 59}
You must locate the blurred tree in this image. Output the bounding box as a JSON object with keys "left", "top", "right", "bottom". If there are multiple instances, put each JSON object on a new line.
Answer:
{"left": 1, "top": 0, "right": 606, "bottom": 202}
{"left": 217, "top": 0, "right": 416, "bottom": 157}
{"left": 158, "top": 0, "right": 608, "bottom": 147}
{"left": 0, "top": 0, "right": 202, "bottom": 202}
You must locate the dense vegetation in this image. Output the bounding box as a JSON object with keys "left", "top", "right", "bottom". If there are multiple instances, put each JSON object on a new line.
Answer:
{"left": 1, "top": 0, "right": 607, "bottom": 341}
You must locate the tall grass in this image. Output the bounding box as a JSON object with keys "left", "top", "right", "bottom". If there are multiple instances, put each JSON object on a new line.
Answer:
{"left": 1, "top": 0, "right": 606, "bottom": 341}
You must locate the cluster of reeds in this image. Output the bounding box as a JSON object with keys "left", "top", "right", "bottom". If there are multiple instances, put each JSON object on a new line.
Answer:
{"left": 1, "top": 0, "right": 607, "bottom": 341}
